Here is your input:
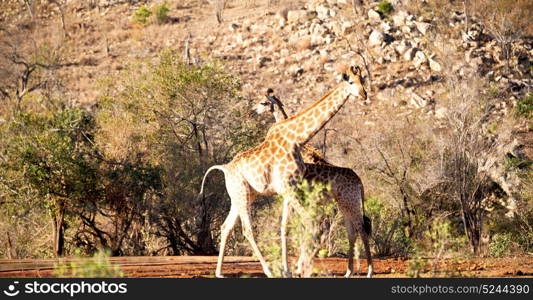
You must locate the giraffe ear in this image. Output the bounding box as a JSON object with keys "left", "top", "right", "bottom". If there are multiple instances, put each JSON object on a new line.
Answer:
{"left": 351, "top": 66, "right": 361, "bottom": 75}
{"left": 342, "top": 73, "right": 350, "bottom": 82}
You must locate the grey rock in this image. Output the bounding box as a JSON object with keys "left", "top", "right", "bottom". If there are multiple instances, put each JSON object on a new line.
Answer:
{"left": 428, "top": 56, "right": 442, "bottom": 72}
{"left": 287, "top": 10, "right": 310, "bottom": 24}
{"left": 392, "top": 10, "right": 409, "bottom": 27}
{"left": 368, "top": 9, "right": 381, "bottom": 22}
{"left": 368, "top": 30, "right": 384, "bottom": 47}
{"left": 316, "top": 5, "right": 330, "bottom": 20}
{"left": 403, "top": 47, "right": 416, "bottom": 61}
{"left": 415, "top": 21, "right": 432, "bottom": 35}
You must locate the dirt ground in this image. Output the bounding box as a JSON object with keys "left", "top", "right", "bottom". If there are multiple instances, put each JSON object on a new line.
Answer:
{"left": 0, "top": 256, "right": 532, "bottom": 278}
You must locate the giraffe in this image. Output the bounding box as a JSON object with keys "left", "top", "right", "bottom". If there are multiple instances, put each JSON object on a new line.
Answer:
{"left": 198, "top": 66, "right": 367, "bottom": 277}
{"left": 254, "top": 88, "right": 373, "bottom": 277}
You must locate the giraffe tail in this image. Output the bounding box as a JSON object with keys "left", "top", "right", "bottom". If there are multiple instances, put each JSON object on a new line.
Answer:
{"left": 197, "top": 165, "right": 227, "bottom": 201}
{"left": 360, "top": 184, "right": 372, "bottom": 236}
{"left": 363, "top": 215, "right": 372, "bottom": 236}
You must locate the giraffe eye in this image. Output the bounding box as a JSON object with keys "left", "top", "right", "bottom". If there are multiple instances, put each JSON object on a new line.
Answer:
{"left": 261, "top": 101, "right": 270, "bottom": 106}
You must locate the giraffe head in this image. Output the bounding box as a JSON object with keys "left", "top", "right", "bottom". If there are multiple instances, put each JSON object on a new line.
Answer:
{"left": 254, "top": 88, "right": 283, "bottom": 116}
{"left": 341, "top": 66, "right": 367, "bottom": 101}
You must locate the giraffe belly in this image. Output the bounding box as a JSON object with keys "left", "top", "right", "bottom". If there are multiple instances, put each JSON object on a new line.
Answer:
{"left": 240, "top": 165, "right": 276, "bottom": 196}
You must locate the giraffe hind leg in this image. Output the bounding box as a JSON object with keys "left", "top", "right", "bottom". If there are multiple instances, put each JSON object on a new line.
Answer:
{"left": 344, "top": 216, "right": 357, "bottom": 278}
{"left": 360, "top": 224, "right": 373, "bottom": 278}
{"left": 216, "top": 207, "right": 239, "bottom": 278}
{"left": 238, "top": 204, "right": 273, "bottom": 278}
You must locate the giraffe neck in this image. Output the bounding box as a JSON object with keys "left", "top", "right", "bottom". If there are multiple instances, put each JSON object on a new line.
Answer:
{"left": 273, "top": 102, "right": 289, "bottom": 122}
{"left": 271, "top": 82, "right": 351, "bottom": 146}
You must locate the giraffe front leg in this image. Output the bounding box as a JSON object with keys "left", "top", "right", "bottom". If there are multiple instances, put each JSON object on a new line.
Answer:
{"left": 239, "top": 205, "right": 273, "bottom": 278}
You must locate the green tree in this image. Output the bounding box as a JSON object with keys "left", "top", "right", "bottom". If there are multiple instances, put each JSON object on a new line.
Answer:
{"left": 0, "top": 100, "right": 101, "bottom": 257}
{"left": 96, "top": 50, "right": 265, "bottom": 255}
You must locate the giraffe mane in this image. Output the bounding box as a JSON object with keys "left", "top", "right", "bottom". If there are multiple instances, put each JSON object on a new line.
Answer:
{"left": 272, "top": 82, "right": 342, "bottom": 126}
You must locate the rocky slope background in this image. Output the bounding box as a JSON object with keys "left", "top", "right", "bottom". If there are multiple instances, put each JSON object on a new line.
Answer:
{"left": 0, "top": 0, "right": 531, "bottom": 264}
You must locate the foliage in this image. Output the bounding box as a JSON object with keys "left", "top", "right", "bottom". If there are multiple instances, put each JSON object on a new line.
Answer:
{"left": 0, "top": 48, "right": 263, "bottom": 258}
{"left": 488, "top": 233, "right": 512, "bottom": 257}
{"left": 0, "top": 97, "right": 101, "bottom": 257}
{"left": 133, "top": 3, "right": 171, "bottom": 25}
{"left": 54, "top": 249, "right": 123, "bottom": 278}
{"left": 376, "top": 1, "right": 393, "bottom": 18}
{"left": 96, "top": 50, "right": 265, "bottom": 256}
{"left": 406, "top": 249, "right": 426, "bottom": 278}
{"left": 261, "top": 180, "right": 337, "bottom": 277}
{"left": 154, "top": 2, "right": 170, "bottom": 24}
{"left": 365, "top": 196, "right": 413, "bottom": 257}
{"left": 516, "top": 92, "right": 533, "bottom": 119}
{"left": 288, "top": 180, "right": 336, "bottom": 277}
{"left": 133, "top": 6, "right": 152, "bottom": 24}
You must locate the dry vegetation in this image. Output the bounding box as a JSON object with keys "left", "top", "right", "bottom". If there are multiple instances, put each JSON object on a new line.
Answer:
{"left": 0, "top": 0, "right": 532, "bottom": 277}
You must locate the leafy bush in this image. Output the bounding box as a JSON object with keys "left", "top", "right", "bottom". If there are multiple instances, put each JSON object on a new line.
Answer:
{"left": 489, "top": 233, "right": 513, "bottom": 257}
{"left": 96, "top": 50, "right": 265, "bottom": 256}
{"left": 54, "top": 250, "right": 123, "bottom": 278}
{"left": 406, "top": 250, "right": 426, "bottom": 278}
{"left": 154, "top": 2, "right": 170, "bottom": 24}
{"left": 365, "top": 196, "right": 413, "bottom": 257}
{"left": 376, "top": 1, "right": 393, "bottom": 17}
{"left": 259, "top": 180, "right": 336, "bottom": 277}
{"left": 516, "top": 92, "right": 533, "bottom": 119}
{"left": 289, "top": 180, "right": 336, "bottom": 277}
{"left": 0, "top": 99, "right": 101, "bottom": 257}
{"left": 133, "top": 6, "right": 152, "bottom": 24}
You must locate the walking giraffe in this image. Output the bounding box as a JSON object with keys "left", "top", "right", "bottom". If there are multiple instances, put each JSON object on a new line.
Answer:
{"left": 198, "top": 66, "right": 368, "bottom": 277}
{"left": 254, "top": 88, "right": 373, "bottom": 277}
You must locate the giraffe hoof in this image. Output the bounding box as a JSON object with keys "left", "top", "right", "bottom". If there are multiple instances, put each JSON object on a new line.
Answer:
{"left": 264, "top": 270, "right": 274, "bottom": 278}
{"left": 282, "top": 270, "right": 292, "bottom": 278}
{"left": 344, "top": 271, "right": 353, "bottom": 278}
{"left": 215, "top": 273, "right": 225, "bottom": 278}
{"left": 366, "top": 265, "right": 373, "bottom": 278}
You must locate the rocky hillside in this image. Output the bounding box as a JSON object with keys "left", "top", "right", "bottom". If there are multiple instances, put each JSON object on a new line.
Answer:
{"left": 2, "top": 0, "right": 531, "bottom": 211}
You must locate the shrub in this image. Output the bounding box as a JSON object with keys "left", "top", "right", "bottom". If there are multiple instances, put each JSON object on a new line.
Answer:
{"left": 376, "top": 1, "right": 393, "bottom": 17}
{"left": 406, "top": 249, "right": 426, "bottom": 278}
{"left": 489, "top": 233, "right": 512, "bottom": 257}
{"left": 516, "top": 92, "right": 533, "bottom": 119}
{"left": 54, "top": 250, "right": 123, "bottom": 278}
{"left": 365, "top": 196, "right": 413, "bottom": 257}
{"left": 154, "top": 2, "right": 170, "bottom": 24}
{"left": 133, "top": 6, "right": 152, "bottom": 24}
{"left": 289, "top": 180, "right": 336, "bottom": 277}
{"left": 96, "top": 50, "right": 265, "bottom": 256}
{"left": 262, "top": 180, "right": 337, "bottom": 277}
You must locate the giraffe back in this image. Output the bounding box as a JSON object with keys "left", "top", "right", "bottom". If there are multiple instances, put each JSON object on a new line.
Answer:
{"left": 301, "top": 144, "right": 330, "bottom": 165}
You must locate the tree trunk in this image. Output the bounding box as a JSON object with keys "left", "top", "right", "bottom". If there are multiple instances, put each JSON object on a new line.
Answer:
{"left": 460, "top": 206, "right": 481, "bottom": 255}
{"left": 6, "top": 231, "right": 16, "bottom": 259}
{"left": 196, "top": 195, "right": 216, "bottom": 255}
{"left": 52, "top": 208, "right": 65, "bottom": 257}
